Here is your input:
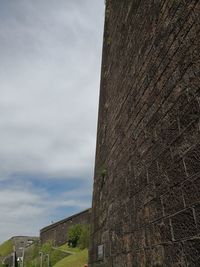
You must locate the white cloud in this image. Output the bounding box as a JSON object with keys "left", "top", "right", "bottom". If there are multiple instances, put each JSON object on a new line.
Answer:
{"left": 0, "top": 182, "right": 91, "bottom": 243}
{"left": 0, "top": 0, "right": 104, "bottom": 179}
{"left": 0, "top": 186, "right": 46, "bottom": 242}
{"left": 0, "top": 0, "right": 104, "bottom": 242}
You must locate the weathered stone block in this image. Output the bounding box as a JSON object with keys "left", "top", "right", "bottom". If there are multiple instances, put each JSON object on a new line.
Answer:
{"left": 182, "top": 175, "right": 200, "bottom": 206}
{"left": 183, "top": 239, "right": 200, "bottom": 267}
{"left": 162, "top": 187, "right": 184, "bottom": 216}
{"left": 147, "top": 161, "right": 159, "bottom": 183}
{"left": 146, "top": 219, "right": 172, "bottom": 246}
{"left": 148, "top": 197, "right": 163, "bottom": 223}
{"left": 171, "top": 209, "right": 197, "bottom": 241}
{"left": 163, "top": 243, "right": 187, "bottom": 267}
{"left": 194, "top": 204, "right": 200, "bottom": 233}
{"left": 184, "top": 144, "right": 200, "bottom": 177}
{"left": 167, "top": 159, "right": 187, "bottom": 186}
{"left": 179, "top": 100, "right": 200, "bottom": 131}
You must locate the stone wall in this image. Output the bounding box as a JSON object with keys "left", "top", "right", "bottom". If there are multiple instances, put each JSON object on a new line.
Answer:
{"left": 89, "top": 1, "right": 200, "bottom": 266}
{"left": 40, "top": 209, "right": 91, "bottom": 246}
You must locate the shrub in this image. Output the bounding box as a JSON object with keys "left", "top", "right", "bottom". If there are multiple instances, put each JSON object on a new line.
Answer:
{"left": 67, "top": 225, "right": 82, "bottom": 248}
{"left": 0, "top": 240, "right": 13, "bottom": 257}
{"left": 67, "top": 224, "right": 90, "bottom": 249}
{"left": 78, "top": 225, "right": 90, "bottom": 249}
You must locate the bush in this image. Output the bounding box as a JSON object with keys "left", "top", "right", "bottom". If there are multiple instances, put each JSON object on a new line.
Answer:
{"left": 78, "top": 225, "right": 90, "bottom": 250}
{"left": 68, "top": 225, "right": 82, "bottom": 248}
{"left": 67, "top": 224, "right": 90, "bottom": 249}
{"left": 0, "top": 240, "right": 13, "bottom": 257}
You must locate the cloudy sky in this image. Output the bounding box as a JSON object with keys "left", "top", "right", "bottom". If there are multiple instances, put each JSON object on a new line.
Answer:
{"left": 0, "top": 0, "right": 104, "bottom": 243}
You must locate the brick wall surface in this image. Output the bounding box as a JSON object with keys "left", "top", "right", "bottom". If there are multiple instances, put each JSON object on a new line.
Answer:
{"left": 89, "top": 1, "right": 200, "bottom": 266}
{"left": 40, "top": 209, "right": 91, "bottom": 246}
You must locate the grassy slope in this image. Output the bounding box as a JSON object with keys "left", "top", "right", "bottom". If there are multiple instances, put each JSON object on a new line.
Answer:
{"left": 58, "top": 244, "right": 81, "bottom": 253}
{"left": 0, "top": 240, "right": 13, "bottom": 257}
{"left": 53, "top": 249, "right": 88, "bottom": 267}
{"left": 24, "top": 241, "right": 69, "bottom": 267}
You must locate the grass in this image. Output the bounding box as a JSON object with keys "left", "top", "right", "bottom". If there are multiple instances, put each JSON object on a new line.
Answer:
{"left": 53, "top": 249, "right": 88, "bottom": 267}
{"left": 58, "top": 244, "right": 81, "bottom": 253}
{"left": 0, "top": 239, "right": 13, "bottom": 257}
{"left": 24, "top": 241, "right": 70, "bottom": 267}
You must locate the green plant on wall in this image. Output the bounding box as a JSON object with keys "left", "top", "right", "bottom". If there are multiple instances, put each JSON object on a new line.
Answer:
{"left": 98, "top": 165, "right": 107, "bottom": 178}
{"left": 98, "top": 166, "right": 107, "bottom": 190}
{"left": 105, "top": 0, "right": 110, "bottom": 19}
{"left": 107, "top": 37, "right": 111, "bottom": 46}
{"left": 100, "top": 169, "right": 107, "bottom": 178}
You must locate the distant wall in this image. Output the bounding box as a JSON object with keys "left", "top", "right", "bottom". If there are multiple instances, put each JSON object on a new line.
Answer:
{"left": 40, "top": 209, "right": 91, "bottom": 246}
{"left": 89, "top": 0, "right": 200, "bottom": 266}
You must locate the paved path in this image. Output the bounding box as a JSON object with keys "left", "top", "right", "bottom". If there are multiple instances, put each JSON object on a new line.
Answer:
{"left": 52, "top": 247, "right": 75, "bottom": 255}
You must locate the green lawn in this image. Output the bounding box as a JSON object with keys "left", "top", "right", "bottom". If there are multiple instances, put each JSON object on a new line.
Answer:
{"left": 58, "top": 244, "right": 81, "bottom": 253}
{"left": 53, "top": 249, "right": 88, "bottom": 267}
{"left": 24, "top": 241, "right": 70, "bottom": 267}
{"left": 0, "top": 239, "right": 13, "bottom": 257}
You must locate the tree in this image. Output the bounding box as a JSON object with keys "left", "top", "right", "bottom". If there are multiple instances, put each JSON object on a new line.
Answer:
{"left": 67, "top": 225, "right": 82, "bottom": 248}
{"left": 78, "top": 225, "right": 90, "bottom": 249}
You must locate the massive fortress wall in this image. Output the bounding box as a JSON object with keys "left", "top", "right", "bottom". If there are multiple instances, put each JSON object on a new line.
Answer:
{"left": 40, "top": 209, "right": 91, "bottom": 246}
{"left": 89, "top": 1, "right": 200, "bottom": 266}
